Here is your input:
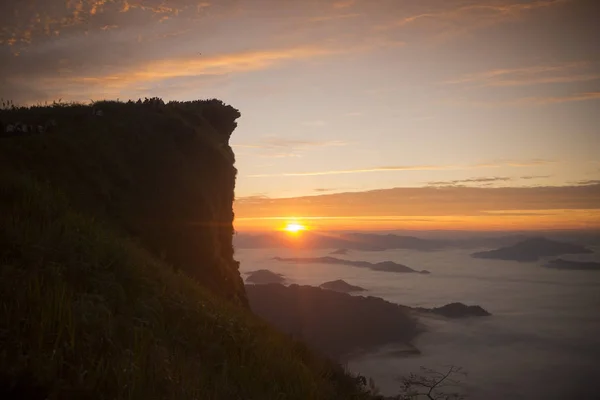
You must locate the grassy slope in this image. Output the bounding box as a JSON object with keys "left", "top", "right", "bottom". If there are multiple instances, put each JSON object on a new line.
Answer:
{"left": 0, "top": 101, "right": 372, "bottom": 399}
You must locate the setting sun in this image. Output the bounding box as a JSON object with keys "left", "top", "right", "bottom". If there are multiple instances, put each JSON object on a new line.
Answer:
{"left": 284, "top": 223, "right": 306, "bottom": 233}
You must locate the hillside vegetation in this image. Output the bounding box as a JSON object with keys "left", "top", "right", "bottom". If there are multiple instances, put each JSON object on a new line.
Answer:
{"left": 0, "top": 100, "right": 373, "bottom": 399}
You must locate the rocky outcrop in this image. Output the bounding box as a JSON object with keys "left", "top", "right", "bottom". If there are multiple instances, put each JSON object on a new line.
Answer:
{"left": 319, "top": 279, "right": 366, "bottom": 293}
{"left": 0, "top": 99, "right": 246, "bottom": 305}
{"left": 471, "top": 237, "right": 593, "bottom": 262}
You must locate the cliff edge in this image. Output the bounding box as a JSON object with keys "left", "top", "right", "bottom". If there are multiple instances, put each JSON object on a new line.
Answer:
{"left": 1, "top": 99, "right": 245, "bottom": 305}
{"left": 0, "top": 99, "right": 372, "bottom": 399}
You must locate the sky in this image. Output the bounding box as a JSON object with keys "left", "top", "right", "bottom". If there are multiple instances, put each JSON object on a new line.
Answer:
{"left": 2, "top": 0, "right": 599, "bottom": 231}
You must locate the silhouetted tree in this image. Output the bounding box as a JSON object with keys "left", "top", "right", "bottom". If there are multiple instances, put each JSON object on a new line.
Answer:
{"left": 397, "top": 365, "right": 466, "bottom": 400}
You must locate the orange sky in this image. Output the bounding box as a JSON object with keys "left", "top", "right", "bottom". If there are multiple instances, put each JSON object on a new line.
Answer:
{"left": 2, "top": 0, "right": 599, "bottom": 232}
{"left": 233, "top": 185, "right": 600, "bottom": 231}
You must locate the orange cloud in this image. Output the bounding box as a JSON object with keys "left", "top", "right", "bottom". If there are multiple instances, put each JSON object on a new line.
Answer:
{"left": 28, "top": 46, "right": 341, "bottom": 100}
{"left": 233, "top": 184, "right": 600, "bottom": 231}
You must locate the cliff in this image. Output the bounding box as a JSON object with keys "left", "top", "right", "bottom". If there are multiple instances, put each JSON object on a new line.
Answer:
{"left": 1, "top": 99, "right": 245, "bottom": 305}
{"left": 0, "top": 99, "right": 372, "bottom": 399}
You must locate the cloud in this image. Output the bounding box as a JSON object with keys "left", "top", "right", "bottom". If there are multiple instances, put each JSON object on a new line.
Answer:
{"left": 314, "top": 188, "right": 337, "bottom": 192}
{"left": 4, "top": 45, "right": 342, "bottom": 103}
{"left": 379, "top": 0, "right": 570, "bottom": 38}
{"left": 71, "top": 46, "right": 336, "bottom": 84}
{"left": 474, "top": 159, "right": 555, "bottom": 167}
{"left": 443, "top": 61, "right": 598, "bottom": 87}
{"left": 249, "top": 164, "right": 457, "bottom": 177}
{"left": 332, "top": 0, "right": 356, "bottom": 9}
{"left": 233, "top": 184, "right": 600, "bottom": 231}
{"left": 512, "top": 92, "right": 600, "bottom": 105}
{"left": 234, "top": 138, "right": 347, "bottom": 150}
{"left": 310, "top": 13, "right": 361, "bottom": 23}
{"left": 248, "top": 159, "right": 555, "bottom": 178}
{"left": 520, "top": 175, "right": 551, "bottom": 180}
{"left": 233, "top": 137, "right": 347, "bottom": 159}
{"left": 427, "top": 176, "right": 512, "bottom": 186}
{"left": 576, "top": 180, "right": 600, "bottom": 186}
{"left": 0, "top": 0, "right": 197, "bottom": 48}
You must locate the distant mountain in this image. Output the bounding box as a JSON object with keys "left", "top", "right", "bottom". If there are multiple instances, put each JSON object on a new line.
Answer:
{"left": 319, "top": 279, "right": 366, "bottom": 293}
{"left": 414, "top": 302, "right": 491, "bottom": 318}
{"left": 471, "top": 237, "right": 593, "bottom": 262}
{"left": 330, "top": 248, "right": 350, "bottom": 255}
{"left": 235, "top": 231, "right": 447, "bottom": 251}
{"left": 233, "top": 231, "right": 534, "bottom": 251}
{"left": 245, "top": 269, "right": 286, "bottom": 284}
{"left": 544, "top": 259, "right": 600, "bottom": 271}
{"left": 273, "top": 256, "right": 430, "bottom": 274}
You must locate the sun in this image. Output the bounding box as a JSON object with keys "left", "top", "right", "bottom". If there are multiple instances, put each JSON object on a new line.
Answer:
{"left": 284, "top": 223, "right": 306, "bottom": 233}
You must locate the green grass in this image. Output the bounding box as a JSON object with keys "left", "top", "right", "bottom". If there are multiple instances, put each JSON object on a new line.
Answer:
{"left": 0, "top": 100, "right": 374, "bottom": 399}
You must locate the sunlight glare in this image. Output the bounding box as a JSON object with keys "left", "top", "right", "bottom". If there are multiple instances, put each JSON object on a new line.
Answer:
{"left": 284, "top": 223, "right": 306, "bottom": 233}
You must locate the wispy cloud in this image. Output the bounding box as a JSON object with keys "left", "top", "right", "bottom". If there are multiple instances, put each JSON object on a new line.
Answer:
{"left": 314, "top": 188, "right": 338, "bottom": 192}
{"left": 576, "top": 179, "right": 600, "bottom": 186}
{"left": 248, "top": 159, "right": 554, "bottom": 178}
{"left": 512, "top": 92, "right": 600, "bottom": 105}
{"left": 249, "top": 165, "right": 457, "bottom": 177}
{"left": 520, "top": 175, "right": 552, "bottom": 180}
{"left": 23, "top": 46, "right": 342, "bottom": 100}
{"left": 310, "top": 13, "right": 361, "bottom": 23}
{"left": 427, "top": 176, "right": 512, "bottom": 186}
{"left": 443, "top": 61, "right": 598, "bottom": 87}
{"left": 0, "top": 0, "right": 196, "bottom": 47}
{"left": 474, "top": 159, "right": 555, "bottom": 167}
{"left": 380, "top": 0, "right": 569, "bottom": 37}
{"left": 234, "top": 138, "right": 347, "bottom": 150}
{"left": 332, "top": 0, "right": 356, "bottom": 9}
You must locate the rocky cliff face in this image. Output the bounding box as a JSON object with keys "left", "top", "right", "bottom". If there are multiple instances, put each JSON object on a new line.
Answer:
{"left": 0, "top": 99, "right": 246, "bottom": 305}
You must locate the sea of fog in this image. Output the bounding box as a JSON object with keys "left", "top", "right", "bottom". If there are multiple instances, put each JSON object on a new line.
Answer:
{"left": 236, "top": 246, "right": 600, "bottom": 400}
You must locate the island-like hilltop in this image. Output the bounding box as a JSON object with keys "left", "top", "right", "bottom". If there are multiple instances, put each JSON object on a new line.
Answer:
{"left": 246, "top": 283, "right": 490, "bottom": 360}
{"left": 544, "top": 259, "right": 600, "bottom": 271}
{"left": 320, "top": 279, "right": 366, "bottom": 293}
{"left": 471, "top": 237, "right": 593, "bottom": 262}
{"left": 273, "top": 256, "right": 431, "bottom": 274}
